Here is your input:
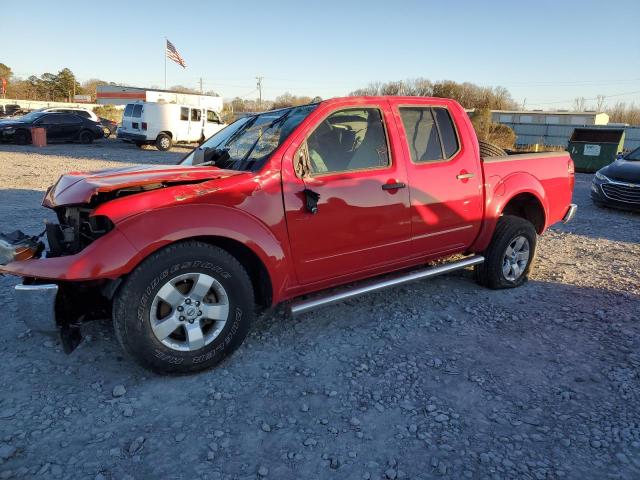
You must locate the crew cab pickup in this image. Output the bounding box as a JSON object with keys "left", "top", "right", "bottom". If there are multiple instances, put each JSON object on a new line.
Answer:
{"left": 0, "top": 96, "right": 576, "bottom": 373}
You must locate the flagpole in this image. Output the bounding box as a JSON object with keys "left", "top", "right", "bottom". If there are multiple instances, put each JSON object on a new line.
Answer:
{"left": 164, "top": 37, "right": 167, "bottom": 89}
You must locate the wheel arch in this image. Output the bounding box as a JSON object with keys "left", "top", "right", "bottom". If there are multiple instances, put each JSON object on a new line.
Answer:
{"left": 186, "top": 235, "right": 273, "bottom": 309}
{"left": 112, "top": 204, "right": 288, "bottom": 307}
{"left": 471, "top": 172, "right": 549, "bottom": 252}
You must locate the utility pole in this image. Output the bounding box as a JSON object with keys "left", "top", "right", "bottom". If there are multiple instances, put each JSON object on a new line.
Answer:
{"left": 256, "top": 76, "right": 264, "bottom": 110}
{"left": 199, "top": 77, "right": 203, "bottom": 94}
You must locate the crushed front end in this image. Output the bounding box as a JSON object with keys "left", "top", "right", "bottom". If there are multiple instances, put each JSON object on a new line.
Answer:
{"left": 1, "top": 207, "right": 118, "bottom": 353}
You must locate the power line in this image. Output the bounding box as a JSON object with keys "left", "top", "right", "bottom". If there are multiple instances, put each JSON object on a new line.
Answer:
{"left": 527, "top": 89, "right": 640, "bottom": 106}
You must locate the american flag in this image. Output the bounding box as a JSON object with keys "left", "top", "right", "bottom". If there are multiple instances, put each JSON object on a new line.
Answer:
{"left": 166, "top": 39, "right": 187, "bottom": 68}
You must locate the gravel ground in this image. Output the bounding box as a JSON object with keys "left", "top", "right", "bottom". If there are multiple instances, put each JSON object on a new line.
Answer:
{"left": 0, "top": 140, "right": 639, "bottom": 480}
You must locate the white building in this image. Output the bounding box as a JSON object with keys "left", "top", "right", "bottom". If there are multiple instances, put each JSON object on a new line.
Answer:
{"left": 96, "top": 85, "right": 223, "bottom": 112}
{"left": 491, "top": 110, "right": 609, "bottom": 126}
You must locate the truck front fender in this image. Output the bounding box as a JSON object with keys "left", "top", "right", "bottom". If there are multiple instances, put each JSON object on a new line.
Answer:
{"left": 471, "top": 172, "right": 549, "bottom": 252}
{"left": 115, "top": 204, "right": 290, "bottom": 302}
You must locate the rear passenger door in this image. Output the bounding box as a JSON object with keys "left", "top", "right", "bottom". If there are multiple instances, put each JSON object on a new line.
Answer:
{"left": 396, "top": 105, "right": 483, "bottom": 256}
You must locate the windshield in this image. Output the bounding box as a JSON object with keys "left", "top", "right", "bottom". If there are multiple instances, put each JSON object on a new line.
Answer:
{"left": 16, "top": 111, "right": 45, "bottom": 123}
{"left": 624, "top": 147, "right": 640, "bottom": 161}
{"left": 181, "top": 104, "right": 318, "bottom": 171}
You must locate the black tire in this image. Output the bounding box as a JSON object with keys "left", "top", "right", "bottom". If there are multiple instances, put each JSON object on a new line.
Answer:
{"left": 113, "top": 241, "right": 255, "bottom": 374}
{"left": 479, "top": 140, "right": 507, "bottom": 158}
{"left": 475, "top": 215, "right": 537, "bottom": 289}
{"left": 79, "top": 130, "right": 93, "bottom": 144}
{"left": 155, "top": 133, "right": 172, "bottom": 151}
{"left": 14, "top": 129, "right": 30, "bottom": 145}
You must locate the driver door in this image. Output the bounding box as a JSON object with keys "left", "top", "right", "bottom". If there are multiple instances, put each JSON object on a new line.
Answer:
{"left": 35, "top": 114, "right": 64, "bottom": 142}
{"left": 282, "top": 102, "right": 412, "bottom": 286}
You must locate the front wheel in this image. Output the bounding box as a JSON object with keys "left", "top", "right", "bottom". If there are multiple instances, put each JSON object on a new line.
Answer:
{"left": 113, "top": 241, "right": 255, "bottom": 374}
{"left": 475, "top": 215, "right": 537, "bottom": 289}
{"left": 79, "top": 130, "right": 94, "bottom": 144}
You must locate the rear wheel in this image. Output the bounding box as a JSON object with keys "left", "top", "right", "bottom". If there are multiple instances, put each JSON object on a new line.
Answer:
{"left": 113, "top": 241, "right": 255, "bottom": 374}
{"left": 14, "top": 129, "right": 30, "bottom": 145}
{"left": 156, "top": 133, "right": 172, "bottom": 151}
{"left": 79, "top": 130, "right": 93, "bottom": 144}
{"left": 102, "top": 126, "right": 112, "bottom": 138}
{"left": 475, "top": 215, "right": 537, "bottom": 289}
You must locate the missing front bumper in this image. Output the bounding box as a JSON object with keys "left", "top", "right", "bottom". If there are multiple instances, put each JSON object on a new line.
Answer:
{"left": 15, "top": 283, "right": 59, "bottom": 334}
{"left": 14, "top": 283, "right": 82, "bottom": 353}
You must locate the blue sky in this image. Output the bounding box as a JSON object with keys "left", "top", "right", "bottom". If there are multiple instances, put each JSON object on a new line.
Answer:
{"left": 3, "top": 0, "right": 639, "bottom": 108}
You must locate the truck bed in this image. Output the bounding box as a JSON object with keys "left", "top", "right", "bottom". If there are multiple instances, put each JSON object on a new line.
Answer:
{"left": 482, "top": 151, "right": 574, "bottom": 229}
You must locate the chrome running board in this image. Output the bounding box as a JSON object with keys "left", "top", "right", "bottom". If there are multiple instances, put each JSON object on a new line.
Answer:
{"left": 290, "top": 255, "right": 485, "bottom": 316}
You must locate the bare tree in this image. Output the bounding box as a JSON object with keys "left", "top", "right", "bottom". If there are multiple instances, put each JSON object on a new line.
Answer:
{"left": 595, "top": 95, "right": 606, "bottom": 112}
{"left": 573, "top": 96, "right": 587, "bottom": 112}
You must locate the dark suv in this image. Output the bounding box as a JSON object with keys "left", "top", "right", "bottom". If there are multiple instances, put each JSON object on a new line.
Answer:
{"left": 0, "top": 112, "right": 104, "bottom": 144}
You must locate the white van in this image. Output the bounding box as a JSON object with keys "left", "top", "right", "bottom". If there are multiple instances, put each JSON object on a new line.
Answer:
{"left": 117, "top": 102, "right": 226, "bottom": 151}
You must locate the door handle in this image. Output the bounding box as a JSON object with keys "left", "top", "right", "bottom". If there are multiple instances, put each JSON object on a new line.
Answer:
{"left": 456, "top": 173, "right": 475, "bottom": 180}
{"left": 382, "top": 182, "right": 406, "bottom": 191}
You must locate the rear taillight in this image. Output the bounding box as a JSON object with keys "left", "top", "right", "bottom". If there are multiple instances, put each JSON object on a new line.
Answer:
{"left": 568, "top": 159, "right": 575, "bottom": 174}
{"left": 141, "top": 122, "right": 147, "bottom": 130}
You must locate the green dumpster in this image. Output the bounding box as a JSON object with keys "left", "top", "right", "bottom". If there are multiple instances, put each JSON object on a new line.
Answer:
{"left": 568, "top": 128, "right": 625, "bottom": 173}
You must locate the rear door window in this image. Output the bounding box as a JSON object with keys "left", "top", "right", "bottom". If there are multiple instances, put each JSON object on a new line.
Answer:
{"left": 191, "top": 109, "right": 202, "bottom": 121}
{"left": 433, "top": 108, "right": 459, "bottom": 158}
{"left": 399, "top": 107, "right": 443, "bottom": 163}
{"left": 180, "top": 107, "right": 189, "bottom": 121}
{"left": 132, "top": 104, "right": 143, "bottom": 118}
{"left": 124, "top": 104, "right": 134, "bottom": 117}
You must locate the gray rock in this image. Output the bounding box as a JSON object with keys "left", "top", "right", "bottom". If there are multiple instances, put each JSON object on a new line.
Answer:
{"left": 112, "top": 385, "right": 126, "bottom": 398}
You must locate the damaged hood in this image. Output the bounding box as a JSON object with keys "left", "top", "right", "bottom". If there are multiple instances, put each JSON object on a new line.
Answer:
{"left": 43, "top": 164, "right": 245, "bottom": 207}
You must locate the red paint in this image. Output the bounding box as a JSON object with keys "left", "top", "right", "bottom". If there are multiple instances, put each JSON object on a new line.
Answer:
{"left": 1, "top": 96, "right": 575, "bottom": 306}
{"left": 96, "top": 92, "right": 146, "bottom": 100}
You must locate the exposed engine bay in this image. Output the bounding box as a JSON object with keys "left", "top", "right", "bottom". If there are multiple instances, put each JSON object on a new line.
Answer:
{"left": 45, "top": 206, "right": 114, "bottom": 257}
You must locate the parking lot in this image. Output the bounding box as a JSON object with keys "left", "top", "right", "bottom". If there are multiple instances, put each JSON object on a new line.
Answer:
{"left": 0, "top": 139, "right": 639, "bottom": 479}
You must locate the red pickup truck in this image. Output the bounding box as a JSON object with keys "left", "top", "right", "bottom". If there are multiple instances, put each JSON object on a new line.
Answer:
{"left": 0, "top": 96, "right": 576, "bottom": 373}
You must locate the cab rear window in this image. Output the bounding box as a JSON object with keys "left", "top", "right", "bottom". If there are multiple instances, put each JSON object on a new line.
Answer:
{"left": 124, "top": 104, "right": 134, "bottom": 117}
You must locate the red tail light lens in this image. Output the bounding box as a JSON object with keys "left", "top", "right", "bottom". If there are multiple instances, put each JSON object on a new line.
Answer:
{"left": 141, "top": 122, "right": 147, "bottom": 130}
{"left": 568, "top": 159, "right": 575, "bottom": 174}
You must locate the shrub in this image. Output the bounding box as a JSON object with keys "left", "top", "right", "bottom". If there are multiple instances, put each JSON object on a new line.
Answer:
{"left": 93, "top": 105, "right": 122, "bottom": 123}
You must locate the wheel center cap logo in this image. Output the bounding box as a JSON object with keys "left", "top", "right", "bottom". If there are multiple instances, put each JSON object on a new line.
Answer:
{"left": 186, "top": 307, "right": 197, "bottom": 317}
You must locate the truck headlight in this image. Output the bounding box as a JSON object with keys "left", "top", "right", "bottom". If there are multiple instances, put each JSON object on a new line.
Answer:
{"left": 594, "top": 171, "right": 610, "bottom": 182}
